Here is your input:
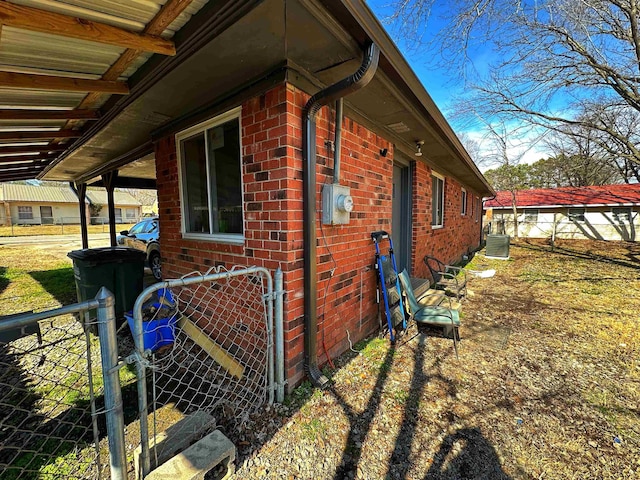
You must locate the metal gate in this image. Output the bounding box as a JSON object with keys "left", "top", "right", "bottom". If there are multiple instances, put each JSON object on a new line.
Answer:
{"left": 130, "top": 265, "right": 284, "bottom": 478}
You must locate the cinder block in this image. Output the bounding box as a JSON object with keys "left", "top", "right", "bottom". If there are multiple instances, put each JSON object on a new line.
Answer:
{"left": 145, "top": 430, "right": 236, "bottom": 480}
{"left": 134, "top": 410, "right": 216, "bottom": 479}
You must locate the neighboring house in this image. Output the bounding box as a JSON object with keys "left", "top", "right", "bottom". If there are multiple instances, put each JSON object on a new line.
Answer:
{"left": 0, "top": 183, "right": 83, "bottom": 226}
{"left": 85, "top": 191, "right": 142, "bottom": 224}
{"left": 141, "top": 200, "right": 159, "bottom": 217}
{"left": 1, "top": 1, "right": 494, "bottom": 390}
{"left": 484, "top": 184, "right": 640, "bottom": 241}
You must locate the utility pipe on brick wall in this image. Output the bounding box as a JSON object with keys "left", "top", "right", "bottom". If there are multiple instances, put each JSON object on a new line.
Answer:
{"left": 302, "top": 43, "right": 380, "bottom": 388}
{"left": 333, "top": 98, "right": 343, "bottom": 184}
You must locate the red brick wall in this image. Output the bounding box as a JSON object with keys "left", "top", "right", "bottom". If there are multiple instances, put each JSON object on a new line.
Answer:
{"left": 155, "top": 81, "right": 482, "bottom": 391}
{"left": 410, "top": 161, "right": 482, "bottom": 279}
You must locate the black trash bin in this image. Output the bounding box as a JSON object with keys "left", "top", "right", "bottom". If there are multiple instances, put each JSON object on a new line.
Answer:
{"left": 68, "top": 247, "right": 146, "bottom": 325}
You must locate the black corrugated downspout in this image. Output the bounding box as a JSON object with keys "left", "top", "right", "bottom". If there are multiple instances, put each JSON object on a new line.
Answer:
{"left": 333, "top": 98, "right": 343, "bottom": 184}
{"left": 303, "top": 43, "right": 380, "bottom": 388}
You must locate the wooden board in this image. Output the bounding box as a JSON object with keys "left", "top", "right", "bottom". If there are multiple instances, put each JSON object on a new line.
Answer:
{"left": 178, "top": 315, "right": 244, "bottom": 379}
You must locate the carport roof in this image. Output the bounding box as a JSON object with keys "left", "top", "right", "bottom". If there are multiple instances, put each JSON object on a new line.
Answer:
{"left": 0, "top": 0, "right": 209, "bottom": 183}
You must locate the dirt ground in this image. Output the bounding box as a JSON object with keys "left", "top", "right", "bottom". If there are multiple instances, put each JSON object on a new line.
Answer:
{"left": 229, "top": 238, "right": 639, "bottom": 480}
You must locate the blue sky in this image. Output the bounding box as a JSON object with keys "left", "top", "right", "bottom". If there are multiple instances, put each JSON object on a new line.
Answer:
{"left": 367, "top": 1, "right": 549, "bottom": 168}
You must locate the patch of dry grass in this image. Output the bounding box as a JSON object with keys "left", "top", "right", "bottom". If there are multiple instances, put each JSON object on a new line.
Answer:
{"left": 234, "top": 238, "right": 639, "bottom": 480}
{"left": 0, "top": 223, "right": 135, "bottom": 237}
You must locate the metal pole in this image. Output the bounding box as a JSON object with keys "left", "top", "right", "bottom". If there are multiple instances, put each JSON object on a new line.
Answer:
{"left": 266, "top": 271, "right": 274, "bottom": 405}
{"left": 275, "top": 268, "right": 285, "bottom": 402}
{"left": 95, "top": 287, "right": 127, "bottom": 480}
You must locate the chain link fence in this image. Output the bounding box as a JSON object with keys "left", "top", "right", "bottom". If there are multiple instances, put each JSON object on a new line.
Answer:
{"left": 0, "top": 292, "right": 126, "bottom": 480}
{"left": 131, "top": 266, "right": 283, "bottom": 477}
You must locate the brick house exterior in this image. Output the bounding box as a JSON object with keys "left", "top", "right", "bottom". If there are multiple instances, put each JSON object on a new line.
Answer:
{"left": 155, "top": 82, "right": 485, "bottom": 388}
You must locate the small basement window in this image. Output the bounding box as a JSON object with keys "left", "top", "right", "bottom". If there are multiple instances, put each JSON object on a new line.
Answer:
{"left": 431, "top": 172, "right": 445, "bottom": 227}
{"left": 177, "top": 108, "right": 243, "bottom": 241}
{"left": 523, "top": 209, "right": 538, "bottom": 223}
{"left": 568, "top": 207, "right": 585, "bottom": 222}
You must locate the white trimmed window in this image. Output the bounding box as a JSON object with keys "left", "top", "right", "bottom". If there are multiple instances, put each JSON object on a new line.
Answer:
{"left": 612, "top": 207, "right": 631, "bottom": 223}
{"left": 568, "top": 207, "right": 585, "bottom": 222}
{"left": 177, "top": 108, "right": 243, "bottom": 242}
{"left": 18, "top": 206, "right": 33, "bottom": 220}
{"left": 431, "top": 172, "right": 445, "bottom": 227}
{"left": 461, "top": 188, "right": 467, "bottom": 215}
{"left": 523, "top": 209, "right": 538, "bottom": 223}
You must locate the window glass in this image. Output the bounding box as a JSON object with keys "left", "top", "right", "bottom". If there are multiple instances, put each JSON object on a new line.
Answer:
{"left": 179, "top": 113, "right": 243, "bottom": 237}
{"left": 129, "top": 220, "right": 148, "bottom": 235}
{"left": 18, "top": 206, "right": 33, "bottom": 220}
{"left": 568, "top": 208, "right": 585, "bottom": 222}
{"left": 524, "top": 209, "right": 538, "bottom": 223}
{"left": 461, "top": 189, "right": 467, "bottom": 215}
{"left": 612, "top": 207, "right": 631, "bottom": 222}
{"left": 431, "top": 174, "right": 445, "bottom": 227}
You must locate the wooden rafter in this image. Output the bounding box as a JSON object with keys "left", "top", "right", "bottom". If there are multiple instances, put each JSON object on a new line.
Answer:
{"left": 0, "top": 144, "right": 66, "bottom": 155}
{"left": 0, "top": 109, "right": 100, "bottom": 120}
{"left": 0, "top": 164, "right": 46, "bottom": 173}
{"left": 49, "top": 0, "right": 194, "bottom": 148}
{"left": 74, "top": 0, "right": 195, "bottom": 110}
{"left": 0, "top": 170, "right": 45, "bottom": 181}
{"left": 0, "top": 1, "right": 176, "bottom": 55}
{"left": 0, "top": 72, "right": 129, "bottom": 94}
{"left": 0, "top": 130, "right": 80, "bottom": 141}
{"left": 0, "top": 154, "right": 54, "bottom": 164}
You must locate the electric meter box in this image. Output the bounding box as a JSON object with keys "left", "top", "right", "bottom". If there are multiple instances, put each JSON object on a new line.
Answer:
{"left": 322, "top": 183, "right": 353, "bottom": 225}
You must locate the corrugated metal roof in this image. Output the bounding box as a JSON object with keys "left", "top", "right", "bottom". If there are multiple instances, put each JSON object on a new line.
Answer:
{"left": 86, "top": 189, "right": 141, "bottom": 206}
{"left": 0, "top": 0, "right": 211, "bottom": 182}
{"left": 1, "top": 182, "right": 79, "bottom": 202}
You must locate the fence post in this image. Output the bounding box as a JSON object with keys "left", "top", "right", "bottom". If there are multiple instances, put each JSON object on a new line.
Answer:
{"left": 61, "top": 217, "right": 65, "bottom": 234}
{"left": 275, "top": 268, "right": 284, "bottom": 402}
{"left": 95, "top": 287, "right": 127, "bottom": 480}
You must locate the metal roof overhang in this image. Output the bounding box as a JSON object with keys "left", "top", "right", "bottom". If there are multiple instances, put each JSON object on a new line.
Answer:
{"left": 31, "top": 0, "right": 492, "bottom": 195}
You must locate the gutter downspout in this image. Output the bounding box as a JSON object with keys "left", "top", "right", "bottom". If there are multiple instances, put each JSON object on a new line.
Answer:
{"left": 303, "top": 43, "right": 380, "bottom": 388}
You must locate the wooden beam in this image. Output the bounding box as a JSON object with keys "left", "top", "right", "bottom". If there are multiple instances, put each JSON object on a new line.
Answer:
{"left": 0, "top": 1, "right": 176, "bottom": 55}
{"left": 0, "top": 71, "right": 129, "bottom": 94}
{"left": 0, "top": 108, "right": 99, "bottom": 120}
{"left": 0, "top": 144, "right": 66, "bottom": 155}
{"left": 0, "top": 154, "right": 54, "bottom": 164}
{"left": 75, "top": 0, "right": 195, "bottom": 110}
{"left": 0, "top": 129, "right": 81, "bottom": 141}
{"left": 1, "top": 163, "right": 46, "bottom": 172}
{"left": 0, "top": 171, "right": 45, "bottom": 181}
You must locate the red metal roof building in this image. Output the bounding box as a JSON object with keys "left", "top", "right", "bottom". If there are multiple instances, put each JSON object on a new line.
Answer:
{"left": 485, "top": 184, "right": 640, "bottom": 209}
{"left": 484, "top": 184, "right": 640, "bottom": 241}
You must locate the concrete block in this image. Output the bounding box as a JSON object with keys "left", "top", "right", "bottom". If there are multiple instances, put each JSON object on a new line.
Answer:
{"left": 135, "top": 410, "right": 216, "bottom": 479}
{"left": 145, "top": 430, "right": 236, "bottom": 480}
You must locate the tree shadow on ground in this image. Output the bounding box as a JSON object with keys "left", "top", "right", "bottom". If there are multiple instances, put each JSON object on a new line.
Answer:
{"left": 0, "top": 266, "right": 8, "bottom": 295}
{"left": 518, "top": 239, "right": 640, "bottom": 271}
{"left": 29, "top": 267, "right": 76, "bottom": 305}
{"left": 424, "top": 427, "right": 512, "bottom": 480}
